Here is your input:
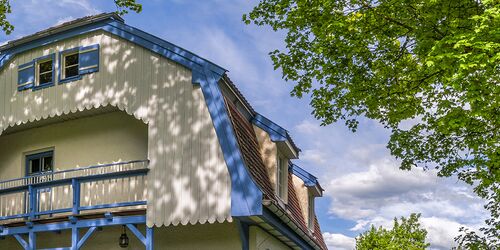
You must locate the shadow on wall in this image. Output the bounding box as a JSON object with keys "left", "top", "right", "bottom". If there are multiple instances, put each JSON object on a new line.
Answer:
{"left": 0, "top": 30, "right": 232, "bottom": 227}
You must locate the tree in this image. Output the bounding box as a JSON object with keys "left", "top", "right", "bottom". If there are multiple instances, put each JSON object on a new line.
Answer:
{"left": 356, "top": 213, "right": 430, "bottom": 250}
{"left": 244, "top": 0, "right": 499, "bottom": 247}
{"left": 0, "top": 0, "right": 142, "bottom": 35}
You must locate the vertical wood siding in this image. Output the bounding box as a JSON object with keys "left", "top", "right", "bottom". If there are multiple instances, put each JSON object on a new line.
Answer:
{"left": 0, "top": 31, "right": 231, "bottom": 227}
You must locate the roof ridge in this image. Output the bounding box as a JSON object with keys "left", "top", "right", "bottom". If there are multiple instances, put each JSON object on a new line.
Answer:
{"left": 0, "top": 13, "right": 123, "bottom": 52}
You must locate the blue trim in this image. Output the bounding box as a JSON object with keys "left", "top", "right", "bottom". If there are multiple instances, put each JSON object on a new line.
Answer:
{"left": 25, "top": 150, "right": 54, "bottom": 176}
{"left": 13, "top": 234, "right": 28, "bottom": 250}
{"left": 78, "top": 44, "right": 99, "bottom": 75}
{"left": 1, "top": 215, "right": 150, "bottom": 250}
{"left": 32, "top": 53, "right": 56, "bottom": 91}
{"left": 126, "top": 224, "right": 146, "bottom": 245}
{"left": 17, "top": 60, "right": 35, "bottom": 91}
{"left": 0, "top": 161, "right": 148, "bottom": 221}
{"left": 196, "top": 66, "right": 262, "bottom": 216}
{"left": 251, "top": 113, "right": 288, "bottom": 142}
{"left": 58, "top": 46, "right": 82, "bottom": 84}
{"left": 76, "top": 227, "right": 97, "bottom": 249}
{"left": 261, "top": 208, "right": 315, "bottom": 250}
{"left": 0, "top": 18, "right": 225, "bottom": 80}
{"left": 290, "top": 164, "right": 319, "bottom": 187}
{"left": 236, "top": 220, "right": 250, "bottom": 250}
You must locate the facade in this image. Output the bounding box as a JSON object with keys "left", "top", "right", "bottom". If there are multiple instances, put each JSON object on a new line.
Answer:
{"left": 0, "top": 13, "right": 327, "bottom": 250}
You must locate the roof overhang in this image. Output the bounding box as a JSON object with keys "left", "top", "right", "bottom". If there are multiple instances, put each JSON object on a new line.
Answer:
{"left": 290, "top": 164, "right": 323, "bottom": 197}
{"left": 251, "top": 113, "right": 299, "bottom": 159}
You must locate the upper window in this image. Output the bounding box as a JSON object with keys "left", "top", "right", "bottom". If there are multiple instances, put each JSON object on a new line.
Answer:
{"left": 62, "top": 52, "right": 79, "bottom": 80}
{"left": 308, "top": 194, "right": 315, "bottom": 230}
{"left": 26, "top": 151, "right": 53, "bottom": 175}
{"left": 276, "top": 154, "right": 288, "bottom": 201}
{"left": 37, "top": 58, "right": 53, "bottom": 86}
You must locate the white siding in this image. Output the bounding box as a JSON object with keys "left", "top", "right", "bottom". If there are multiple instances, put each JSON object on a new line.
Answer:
{"left": 0, "top": 31, "right": 231, "bottom": 227}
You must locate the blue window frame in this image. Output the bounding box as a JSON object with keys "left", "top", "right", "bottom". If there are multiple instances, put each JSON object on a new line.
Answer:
{"left": 33, "top": 54, "right": 55, "bottom": 91}
{"left": 59, "top": 44, "right": 99, "bottom": 84}
{"left": 26, "top": 150, "right": 54, "bottom": 176}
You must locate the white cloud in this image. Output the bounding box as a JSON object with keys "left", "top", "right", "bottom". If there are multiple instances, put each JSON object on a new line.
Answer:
{"left": 323, "top": 232, "right": 356, "bottom": 250}
{"left": 296, "top": 120, "right": 321, "bottom": 134}
{"left": 301, "top": 149, "right": 327, "bottom": 165}
{"left": 322, "top": 157, "right": 487, "bottom": 249}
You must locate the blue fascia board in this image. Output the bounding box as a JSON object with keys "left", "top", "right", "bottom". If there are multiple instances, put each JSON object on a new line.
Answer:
{"left": 261, "top": 208, "right": 315, "bottom": 250}
{"left": 290, "top": 164, "right": 319, "bottom": 187}
{"left": 196, "top": 67, "right": 263, "bottom": 217}
{"left": 251, "top": 113, "right": 288, "bottom": 142}
{"left": 0, "top": 18, "right": 226, "bottom": 79}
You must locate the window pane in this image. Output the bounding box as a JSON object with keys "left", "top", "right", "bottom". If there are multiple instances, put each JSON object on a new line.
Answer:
{"left": 30, "top": 158, "right": 40, "bottom": 174}
{"left": 65, "top": 53, "right": 79, "bottom": 67}
{"left": 39, "top": 60, "right": 52, "bottom": 73}
{"left": 65, "top": 65, "right": 79, "bottom": 78}
{"left": 43, "top": 156, "right": 53, "bottom": 171}
{"left": 39, "top": 72, "right": 52, "bottom": 84}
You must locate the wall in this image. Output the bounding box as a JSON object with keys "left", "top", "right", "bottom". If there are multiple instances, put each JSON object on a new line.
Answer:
{"left": 0, "top": 111, "right": 148, "bottom": 219}
{"left": 0, "top": 111, "right": 147, "bottom": 179}
{"left": 253, "top": 126, "right": 278, "bottom": 193}
{"left": 249, "top": 226, "right": 291, "bottom": 250}
{"left": 292, "top": 175, "right": 309, "bottom": 224}
{"left": 0, "top": 30, "right": 231, "bottom": 227}
{"left": 0, "top": 222, "right": 242, "bottom": 250}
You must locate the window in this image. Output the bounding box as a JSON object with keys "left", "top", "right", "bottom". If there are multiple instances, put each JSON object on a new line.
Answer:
{"left": 26, "top": 151, "right": 53, "bottom": 175}
{"left": 62, "top": 52, "right": 79, "bottom": 79}
{"left": 37, "top": 59, "right": 53, "bottom": 86}
{"left": 276, "top": 155, "right": 288, "bottom": 200}
{"left": 308, "top": 195, "right": 315, "bottom": 230}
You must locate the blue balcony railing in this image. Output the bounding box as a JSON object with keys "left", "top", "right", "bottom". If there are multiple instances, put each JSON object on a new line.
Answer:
{"left": 0, "top": 160, "right": 149, "bottom": 221}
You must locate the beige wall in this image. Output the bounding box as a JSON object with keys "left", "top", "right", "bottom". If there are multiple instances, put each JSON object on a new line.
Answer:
{"left": 253, "top": 126, "right": 278, "bottom": 192}
{"left": 0, "top": 222, "right": 241, "bottom": 250}
{"left": 292, "top": 175, "right": 309, "bottom": 224}
{"left": 0, "top": 30, "right": 231, "bottom": 226}
{"left": 249, "top": 226, "right": 291, "bottom": 250}
{"left": 0, "top": 111, "right": 148, "bottom": 180}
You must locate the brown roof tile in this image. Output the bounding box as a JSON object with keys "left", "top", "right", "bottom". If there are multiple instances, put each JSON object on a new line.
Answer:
{"left": 224, "top": 95, "right": 327, "bottom": 250}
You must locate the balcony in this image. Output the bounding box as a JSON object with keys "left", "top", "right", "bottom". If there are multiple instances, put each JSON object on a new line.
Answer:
{"left": 0, "top": 160, "right": 148, "bottom": 222}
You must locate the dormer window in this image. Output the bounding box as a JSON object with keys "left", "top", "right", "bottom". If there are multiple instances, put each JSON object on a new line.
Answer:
{"left": 62, "top": 52, "right": 79, "bottom": 79}
{"left": 37, "top": 58, "right": 54, "bottom": 86}
{"left": 308, "top": 194, "right": 315, "bottom": 230}
{"left": 276, "top": 154, "right": 288, "bottom": 201}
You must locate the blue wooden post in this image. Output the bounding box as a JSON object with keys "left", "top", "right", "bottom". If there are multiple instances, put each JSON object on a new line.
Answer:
{"left": 71, "top": 226, "right": 79, "bottom": 250}
{"left": 72, "top": 179, "right": 80, "bottom": 215}
{"left": 28, "top": 185, "right": 36, "bottom": 220}
{"left": 146, "top": 226, "right": 154, "bottom": 250}
{"left": 28, "top": 231, "right": 36, "bottom": 250}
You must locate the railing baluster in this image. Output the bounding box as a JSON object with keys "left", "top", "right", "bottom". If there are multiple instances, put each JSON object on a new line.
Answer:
{"left": 72, "top": 179, "right": 80, "bottom": 215}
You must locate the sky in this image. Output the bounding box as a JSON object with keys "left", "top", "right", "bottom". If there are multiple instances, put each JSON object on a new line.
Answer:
{"left": 0, "top": 1, "right": 488, "bottom": 249}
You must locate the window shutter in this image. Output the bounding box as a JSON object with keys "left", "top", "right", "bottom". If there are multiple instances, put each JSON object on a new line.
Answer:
{"left": 18, "top": 61, "right": 35, "bottom": 91}
{"left": 78, "top": 44, "right": 99, "bottom": 74}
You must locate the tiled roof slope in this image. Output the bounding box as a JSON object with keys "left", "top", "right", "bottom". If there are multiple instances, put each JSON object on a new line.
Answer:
{"left": 224, "top": 94, "right": 327, "bottom": 250}
{"left": 225, "top": 97, "right": 275, "bottom": 200}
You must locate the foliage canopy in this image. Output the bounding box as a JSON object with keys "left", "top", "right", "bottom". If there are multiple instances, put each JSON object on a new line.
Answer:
{"left": 356, "top": 213, "right": 430, "bottom": 250}
{"left": 245, "top": 0, "right": 499, "bottom": 247}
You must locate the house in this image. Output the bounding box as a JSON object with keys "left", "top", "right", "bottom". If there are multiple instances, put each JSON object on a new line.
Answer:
{"left": 0, "top": 13, "right": 327, "bottom": 250}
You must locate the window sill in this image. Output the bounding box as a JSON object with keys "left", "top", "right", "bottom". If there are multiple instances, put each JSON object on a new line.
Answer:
{"left": 32, "top": 82, "right": 54, "bottom": 91}
{"left": 59, "top": 75, "right": 82, "bottom": 84}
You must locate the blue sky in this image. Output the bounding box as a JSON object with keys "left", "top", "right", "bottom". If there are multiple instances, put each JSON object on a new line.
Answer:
{"left": 0, "top": 1, "right": 488, "bottom": 249}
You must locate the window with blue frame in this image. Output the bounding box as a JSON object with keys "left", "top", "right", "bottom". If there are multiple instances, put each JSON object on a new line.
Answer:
{"left": 61, "top": 51, "right": 79, "bottom": 80}
{"left": 36, "top": 57, "right": 54, "bottom": 87}
{"left": 26, "top": 150, "right": 54, "bottom": 175}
